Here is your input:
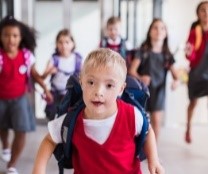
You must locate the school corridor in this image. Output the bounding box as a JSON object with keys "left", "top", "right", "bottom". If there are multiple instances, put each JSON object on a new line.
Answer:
{"left": 0, "top": 123, "right": 208, "bottom": 174}
{"left": 0, "top": 0, "right": 208, "bottom": 173}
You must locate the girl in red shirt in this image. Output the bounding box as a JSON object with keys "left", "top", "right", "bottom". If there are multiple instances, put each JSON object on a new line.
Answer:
{"left": 185, "top": 1, "right": 208, "bottom": 143}
{"left": 0, "top": 16, "right": 52, "bottom": 174}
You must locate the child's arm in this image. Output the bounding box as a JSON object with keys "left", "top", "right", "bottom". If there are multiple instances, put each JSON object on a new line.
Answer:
{"left": 128, "top": 58, "right": 151, "bottom": 86}
{"left": 128, "top": 58, "right": 141, "bottom": 79}
{"left": 169, "top": 65, "right": 180, "bottom": 90}
{"left": 32, "top": 134, "right": 56, "bottom": 174}
{"left": 31, "top": 64, "right": 53, "bottom": 103}
{"left": 144, "top": 127, "right": 165, "bottom": 174}
{"left": 41, "top": 61, "right": 57, "bottom": 79}
{"left": 169, "top": 65, "right": 179, "bottom": 81}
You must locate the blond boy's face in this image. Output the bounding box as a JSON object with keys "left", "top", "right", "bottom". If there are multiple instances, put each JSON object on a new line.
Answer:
{"left": 80, "top": 65, "right": 126, "bottom": 119}
{"left": 106, "top": 23, "right": 121, "bottom": 41}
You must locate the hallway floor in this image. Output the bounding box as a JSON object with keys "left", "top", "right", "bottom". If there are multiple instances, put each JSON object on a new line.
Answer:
{"left": 0, "top": 124, "right": 207, "bottom": 174}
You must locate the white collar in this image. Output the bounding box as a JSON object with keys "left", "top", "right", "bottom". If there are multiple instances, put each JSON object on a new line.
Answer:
{"left": 107, "top": 37, "right": 122, "bottom": 45}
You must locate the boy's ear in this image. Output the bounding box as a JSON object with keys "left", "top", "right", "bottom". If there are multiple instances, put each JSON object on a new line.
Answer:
{"left": 118, "top": 82, "right": 126, "bottom": 96}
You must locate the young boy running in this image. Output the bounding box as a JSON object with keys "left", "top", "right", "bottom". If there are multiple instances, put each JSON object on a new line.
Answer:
{"left": 32, "top": 48, "right": 164, "bottom": 174}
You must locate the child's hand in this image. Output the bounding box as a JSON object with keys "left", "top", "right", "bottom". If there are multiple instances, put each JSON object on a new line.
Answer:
{"left": 47, "top": 66, "right": 57, "bottom": 75}
{"left": 171, "top": 80, "right": 179, "bottom": 90}
{"left": 140, "top": 75, "right": 151, "bottom": 86}
{"left": 148, "top": 160, "right": 165, "bottom": 174}
{"left": 185, "top": 42, "right": 194, "bottom": 56}
{"left": 43, "top": 90, "right": 54, "bottom": 104}
{"left": 49, "top": 67, "right": 58, "bottom": 74}
{"left": 45, "top": 63, "right": 57, "bottom": 75}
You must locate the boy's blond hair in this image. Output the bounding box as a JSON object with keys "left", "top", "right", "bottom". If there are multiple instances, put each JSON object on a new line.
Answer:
{"left": 81, "top": 48, "right": 127, "bottom": 82}
{"left": 107, "top": 16, "right": 121, "bottom": 27}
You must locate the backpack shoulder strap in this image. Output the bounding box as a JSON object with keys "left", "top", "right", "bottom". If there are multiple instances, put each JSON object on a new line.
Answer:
{"left": 74, "top": 52, "right": 82, "bottom": 76}
{"left": 53, "top": 75, "right": 84, "bottom": 173}
{"left": 121, "top": 75, "right": 150, "bottom": 161}
{"left": 119, "top": 38, "right": 127, "bottom": 59}
{"left": 54, "top": 100, "right": 85, "bottom": 174}
{"left": 123, "top": 88, "right": 149, "bottom": 161}
{"left": 100, "top": 37, "right": 108, "bottom": 48}
{"left": 56, "top": 75, "right": 83, "bottom": 117}
{"left": 120, "top": 38, "right": 127, "bottom": 48}
{"left": 135, "top": 111, "right": 149, "bottom": 161}
{"left": 61, "top": 99, "right": 85, "bottom": 158}
{"left": 52, "top": 54, "right": 59, "bottom": 68}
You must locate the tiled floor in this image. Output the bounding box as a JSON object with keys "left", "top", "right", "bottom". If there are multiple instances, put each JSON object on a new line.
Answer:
{"left": 0, "top": 124, "right": 208, "bottom": 174}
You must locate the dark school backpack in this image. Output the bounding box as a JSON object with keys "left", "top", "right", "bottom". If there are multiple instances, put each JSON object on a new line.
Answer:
{"left": 53, "top": 75, "right": 150, "bottom": 174}
{"left": 126, "top": 48, "right": 137, "bottom": 70}
{"left": 100, "top": 37, "right": 127, "bottom": 59}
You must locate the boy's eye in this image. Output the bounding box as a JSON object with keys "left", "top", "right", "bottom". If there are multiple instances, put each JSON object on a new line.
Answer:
{"left": 87, "top": 80, "right": 94, "bottom": 85}
{"left": 106, "top": 84, "right": 113, "bottom": 88}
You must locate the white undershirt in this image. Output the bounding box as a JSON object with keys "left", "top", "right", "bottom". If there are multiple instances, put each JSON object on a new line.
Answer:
{"left": 107, "top": 37, "right": 133, "bottom": 50}
{"left": 48, "top": 106, "right": 143, "bottom": 145}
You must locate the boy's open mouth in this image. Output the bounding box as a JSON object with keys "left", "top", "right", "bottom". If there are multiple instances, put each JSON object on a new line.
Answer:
{"left": 92, "top": 101, "right": 103, "bottom": 106}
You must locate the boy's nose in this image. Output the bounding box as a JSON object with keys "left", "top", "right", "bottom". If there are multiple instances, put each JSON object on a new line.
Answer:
{"left": 95, "top": 86, "right": 104, "bottom": 97}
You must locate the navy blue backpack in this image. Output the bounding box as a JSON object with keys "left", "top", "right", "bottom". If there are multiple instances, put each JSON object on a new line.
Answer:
{"left": 53, "top": 75, "right": 150, "bottom": 174}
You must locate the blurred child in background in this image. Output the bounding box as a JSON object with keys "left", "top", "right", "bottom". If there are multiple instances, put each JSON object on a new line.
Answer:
{"left": 129, "top": 18, "right": 178, "bottom": 141}
{"left": 185, "top": 1, "right": 208, "bottom": 143}
{"left": 100, "top": 16, "right": 132, "bottom": 60}
{"left": 42, "top": 29, "right": 82, "bottom": 120}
